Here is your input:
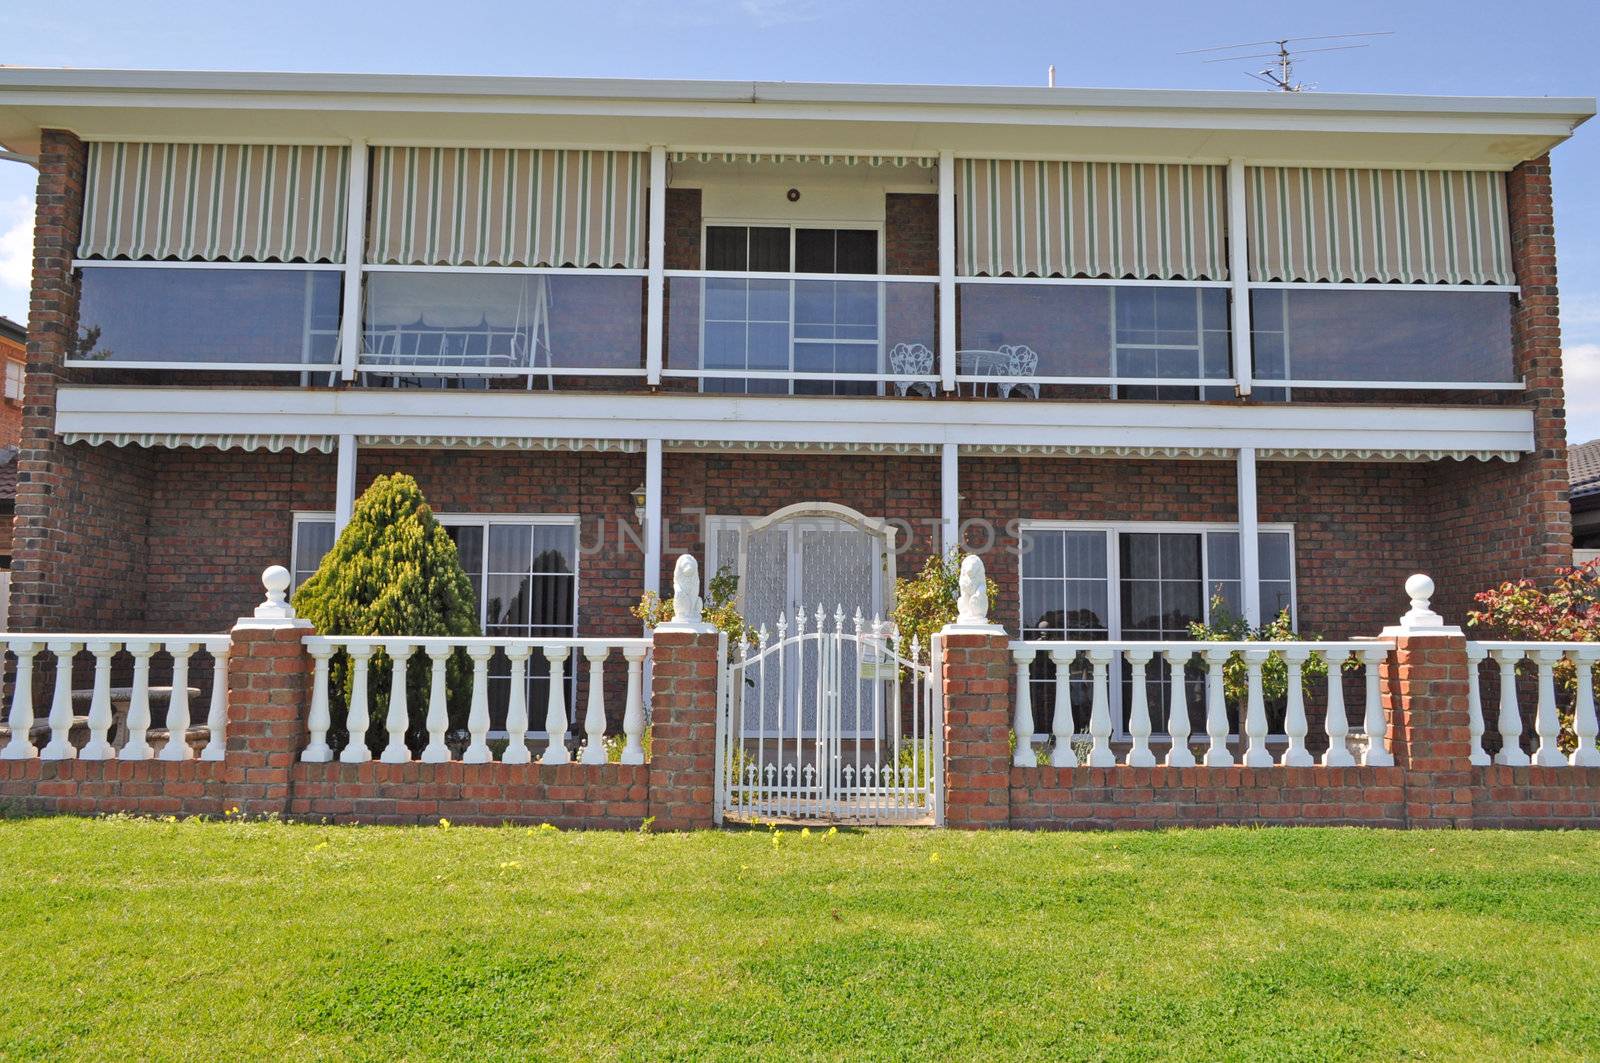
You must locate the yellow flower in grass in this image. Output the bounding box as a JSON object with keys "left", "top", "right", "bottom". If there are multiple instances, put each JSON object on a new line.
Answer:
{"left": 827, "top": 826, "right": 838, "bottom": 837}
{"left": 801, "top": 827, "right": 812, "bottom": 838}
{"left": 929, "top": 852, "right": 940, "bottom": 864}
{"left": 438, "top": 818, "right": 451, "bottom": 830}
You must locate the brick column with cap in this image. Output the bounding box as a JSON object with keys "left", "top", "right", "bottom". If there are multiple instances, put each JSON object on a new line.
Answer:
{"left": 647, "top": 554, "right": 723, "bottom": 831}
{"left": 1381, "top": 573, "right": 1475, "bottom": 828}
{"left": 223, "top": 565, "right": 315, "bottom": 816}
{"left": 939, "top": 554, "right": 1012, "bottom": 829}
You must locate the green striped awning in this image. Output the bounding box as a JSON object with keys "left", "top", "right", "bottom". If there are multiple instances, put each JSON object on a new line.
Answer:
{"left": 957, "top": 159, "right": 1227, "bottom": 280}
{"left": 78, "top": 142, "right": 349, "bottom": 262}
{"left": 1246, "top": 167, "right": 1513, "bottom": 285}
{"left": 367, "top": 147, "right": 647, "bottom": 269}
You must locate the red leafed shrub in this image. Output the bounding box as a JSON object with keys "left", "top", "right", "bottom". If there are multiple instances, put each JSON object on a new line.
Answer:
{"left": 1467, "top": 560, "right": 1600, "bottom": 753}
{"left": 1467, "top": 560, "right": 1600, "bottom": 642}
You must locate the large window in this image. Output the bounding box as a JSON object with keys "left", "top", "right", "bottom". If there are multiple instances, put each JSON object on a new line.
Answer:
{"left": 291, "top": 512, "right": 579, "bottom": 734}
{"left": 1018, "top": 522, "right": 1296, "bottom": 740}
{"left": 699, "top": 224, "right": 883, "bottom": 397}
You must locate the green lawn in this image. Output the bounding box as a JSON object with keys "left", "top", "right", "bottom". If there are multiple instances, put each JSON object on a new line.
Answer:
{"left": 2, "top": 818, "right": 1598, "bottom": 1061}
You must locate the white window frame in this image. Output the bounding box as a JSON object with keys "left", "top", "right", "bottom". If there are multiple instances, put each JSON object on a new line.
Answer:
{"left": 687, "top": 219, "right": 892, "bottom": 396}
{"left": 3, "top": 358, "right": 23, "bottom": 402}
{"left": 67, "top": 259, "right": 346, "bottom": 374}
{"left": 1016, "top": 519, "right": 1297, "bottom": 744}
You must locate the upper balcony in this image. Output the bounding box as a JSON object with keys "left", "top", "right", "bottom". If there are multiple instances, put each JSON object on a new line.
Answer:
{"left": 63, "top": 145, "right": 1524, "bottom": 407}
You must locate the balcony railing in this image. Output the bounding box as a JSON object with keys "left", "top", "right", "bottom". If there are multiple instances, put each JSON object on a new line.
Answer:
{"left": 68, "top": 261, "right": 1525, "bottom": 401}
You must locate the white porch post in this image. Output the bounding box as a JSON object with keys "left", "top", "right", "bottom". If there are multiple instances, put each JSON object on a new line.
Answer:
{"left": 940, "top": 442, "right": 959, "bottom": 557}
{"left": 644, "top": 437, "right": 663, "bottom": 595}
{"left": 338, "top": 138, "right": 369, "bottom": 383}
{"left": 1237, "top": 445, "right": 1261, "bottom": 627}
{"left": 937, "top": 150, "right": 957, "bottom": 393}
{"left": 645, "top": 145, "right": 667, "bottom": 387}
{"left": 334, "top": 433, "right": 358, "bottom": 533}
{"left": 1227, "top": 158, "right": 1253, "bottom": 397}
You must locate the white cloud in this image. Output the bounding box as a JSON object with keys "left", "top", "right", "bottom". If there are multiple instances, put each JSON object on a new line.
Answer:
{"left": 0, "top": 193, "right": 33, "bottom": 324}
{"left": 1564, "top": 342, "right": 1600, "bottom": 445}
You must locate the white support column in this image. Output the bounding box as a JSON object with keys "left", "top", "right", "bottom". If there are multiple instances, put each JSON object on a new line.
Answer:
{"left": 1237, "top": 445, "right": 1261, "bottom": 627}
{"left": 940, "top": 442, "right": 959, "bottom": 557}
{"left": 937, "top": 150, "right": 957, "bottom": 393}
{"left": 334, "top": 433, "right": 357, "bottom": 533}
{"left": 645, "top": 145, "right": 667, "bottom": 386}
{"left": 338, "top": 138, "right": 369, "bottom": 383}
{"left": 643, "top": 437, "right": 663, "bottom": 596}
{"left": 1226, "top": 158, "right": 1253, "bottom": 397}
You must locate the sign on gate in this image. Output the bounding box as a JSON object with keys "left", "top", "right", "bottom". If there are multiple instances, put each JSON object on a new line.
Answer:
{"left": 714, "top": 608, "right": 942, "bottom": 825}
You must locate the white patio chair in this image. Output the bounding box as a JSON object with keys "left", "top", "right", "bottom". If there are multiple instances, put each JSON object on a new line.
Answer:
{"left": 888, "top": 342, "right": 936, "bottom": 397}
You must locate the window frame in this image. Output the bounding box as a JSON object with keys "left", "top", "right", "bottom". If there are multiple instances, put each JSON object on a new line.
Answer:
{"left": 3, "top": 358, "right": 23, "bottom": 402}
{"left": 291, "top": 510, "right": 582, "bottom": 630}
{"left": 1016, "top": 519, "right": 1297, "bottom": 743}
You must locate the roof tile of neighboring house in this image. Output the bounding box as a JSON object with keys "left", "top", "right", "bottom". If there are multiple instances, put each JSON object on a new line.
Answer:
{"left": 1570, "top": 439, "right": 1600, "bottom": 500}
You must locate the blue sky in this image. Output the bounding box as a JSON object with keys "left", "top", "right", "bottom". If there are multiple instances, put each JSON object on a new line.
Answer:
{"left": 1, "top": 0, "right": 1595, "bottom": 433}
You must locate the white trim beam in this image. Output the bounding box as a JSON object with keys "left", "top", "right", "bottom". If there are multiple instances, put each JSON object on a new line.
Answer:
{"left": 941, "top": 442, "right": 958, "bottom": 557}
{"left": 338, "top": 139, "right": 368, "bottom": 383}
{"left": 645, "top": 145, "right": 667, "bottom": 386}
{"left": 643, "top": 438, "right": 662, "bottom": 597}
{"left": 1227, "top": 158, "right": 1252, "bottom": 397}
{"left": 1236, "top": 446, "right": 1260, "bottom": 627}
{"left": 54, "top": 387, "right": 1537, "bottom": 456}
{"left": 938, "top": 150, "right": 956, "bottom": 392}
{"left": 334, "top": 433, "right": 357, "bottom": 532}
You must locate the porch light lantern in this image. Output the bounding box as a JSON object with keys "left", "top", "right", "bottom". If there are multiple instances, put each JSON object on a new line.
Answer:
{"left": 630, "top": 484, "right": 647, "bottom": 524}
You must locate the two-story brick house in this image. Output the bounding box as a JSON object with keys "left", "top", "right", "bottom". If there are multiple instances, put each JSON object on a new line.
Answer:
{"left": 0, "top": 69, "right": 1590, "bottom": 739}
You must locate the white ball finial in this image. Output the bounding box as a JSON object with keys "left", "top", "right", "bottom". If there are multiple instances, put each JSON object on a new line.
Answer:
{"left": 1398, "top": 572, "right": 1445, "bottom": 631}
{"left": 254, "top": 565, "right": 296, "bottom": 620}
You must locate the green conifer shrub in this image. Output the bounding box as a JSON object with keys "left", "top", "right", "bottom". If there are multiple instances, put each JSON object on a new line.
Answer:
{"left": 291, "top": 473, "right": 480, "bottom": 755}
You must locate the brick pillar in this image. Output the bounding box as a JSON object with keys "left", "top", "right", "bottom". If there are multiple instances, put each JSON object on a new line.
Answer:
{"left": 1381, "top": 578, "right": 1475, "bottom": 828}
{"left": 647, "top": 628, "right": 722, "bottom": 831}
{"left": 940, "top": 631, "right": 1012, "bottom": 829}
{"left": 222, "top": 571, "right": 315, "bottom": 815}
{"left": 12, "top": 128, "right": 155, "bottom": 632}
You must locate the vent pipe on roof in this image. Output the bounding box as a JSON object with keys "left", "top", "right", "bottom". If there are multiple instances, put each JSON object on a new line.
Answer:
{"left": 1047, "top": 64, "right": 1056, "bottom": 87}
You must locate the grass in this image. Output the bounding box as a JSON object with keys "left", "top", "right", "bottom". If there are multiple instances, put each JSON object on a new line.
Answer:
{"left": 2, "top": 817, "right": 1599, "bottom": 1061}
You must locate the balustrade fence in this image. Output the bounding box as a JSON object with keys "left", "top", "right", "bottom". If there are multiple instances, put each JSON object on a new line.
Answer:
{"left": 300, "top": 636, "right": 651, "bottom": 766}
{"left": 0, "top": 636, "right": 231, "bottom": 762}
{"left": 1009, "top": 641, "right": 1393, "bottom": 769}
{"left": 1467, "top": 643, "right": 1600, "bottom": 768}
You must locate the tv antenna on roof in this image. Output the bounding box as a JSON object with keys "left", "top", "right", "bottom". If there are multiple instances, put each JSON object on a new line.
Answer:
{"left": 1180, "top": 31, "right": 1392, "bottom": 91}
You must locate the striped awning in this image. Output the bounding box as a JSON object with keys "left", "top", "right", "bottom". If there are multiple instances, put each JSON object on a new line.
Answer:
{"left": 1246, "top": 167, "right": 1513, "bottom": 285}
{"left": 669, "top": 152, "right": 936, "bottom": 168}
{"left": 957, "top": 159, "right": 1227, "bottom": 280}
{"left": 367, "top": 147, "right": 647, "bottom": 269}
{"left": 78, "top": 142, "right": 349, "bottom": 263}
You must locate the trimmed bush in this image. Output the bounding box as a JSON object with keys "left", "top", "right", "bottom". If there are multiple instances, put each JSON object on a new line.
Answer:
{"left": 292, "top": 473, "right": 480, "bottom": 754}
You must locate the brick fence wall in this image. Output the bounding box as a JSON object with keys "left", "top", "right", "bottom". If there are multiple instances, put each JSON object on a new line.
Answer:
{"left": 3, "top": 601, "right": 1600, "bottom": 829}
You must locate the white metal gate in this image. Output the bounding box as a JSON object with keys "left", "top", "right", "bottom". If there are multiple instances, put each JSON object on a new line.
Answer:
{"left": 715, "top": 609, "right": 942, "bottom": 825}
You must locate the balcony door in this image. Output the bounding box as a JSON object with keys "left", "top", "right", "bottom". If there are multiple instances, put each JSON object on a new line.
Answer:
{"left": 702, "top": 225, "right": 881, "bottom": 396}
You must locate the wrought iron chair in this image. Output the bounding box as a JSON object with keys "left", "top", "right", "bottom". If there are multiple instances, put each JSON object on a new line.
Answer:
{"left": 888, "top": 342, "right": 936, "bottom": 397}
{"left": 999, "top": 344, "right": 1040, "bottom": 400}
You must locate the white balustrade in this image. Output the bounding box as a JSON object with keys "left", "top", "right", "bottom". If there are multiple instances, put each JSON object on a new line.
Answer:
{"left": 1007, "top": 640, "right": 1393, "bottom": 769}
{"left": 0, "top": 636, "right": 230, "bottom": 761}
{"left": 1469, "top": 642, "right": 1600, "bottom": 769}
{"left": 300, "top": 636, "right": 651, "bottom": 765}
